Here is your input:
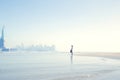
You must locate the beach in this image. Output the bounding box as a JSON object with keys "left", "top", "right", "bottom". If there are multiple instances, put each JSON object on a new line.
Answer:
{"left": 75, "top": 52, "right": 120, "bottom": 59}
{"left": 0, "top": 51, "right": 120, "bottom": 80}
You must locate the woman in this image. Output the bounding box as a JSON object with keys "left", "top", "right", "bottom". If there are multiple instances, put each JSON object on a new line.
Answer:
{"left": 70, "top": 45, "right": 73, "bottom": 55}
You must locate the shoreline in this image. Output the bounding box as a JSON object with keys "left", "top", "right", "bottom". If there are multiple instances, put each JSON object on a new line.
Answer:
{"left": 74, "top": 52, "right": 120, "bottom": 60}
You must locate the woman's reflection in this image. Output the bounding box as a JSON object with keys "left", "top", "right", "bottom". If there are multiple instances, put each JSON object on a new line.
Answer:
{"left": 70, "top": 54, "right": 73, "bottom": 64}
{"left": 70, "top": 45, "right": 73, "bottom": 64}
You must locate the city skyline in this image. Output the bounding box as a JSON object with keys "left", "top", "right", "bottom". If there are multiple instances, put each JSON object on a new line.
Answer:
{"left": 0, "top": 26, "right": 56, "bottom": 51}
{"left": 0, "top": 0, "right": 120, "bottom": 52}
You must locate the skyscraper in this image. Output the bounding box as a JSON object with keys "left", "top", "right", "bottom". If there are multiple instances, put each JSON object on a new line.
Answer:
{"left": 0, "top": 27, "right": 4, "bottom": 49}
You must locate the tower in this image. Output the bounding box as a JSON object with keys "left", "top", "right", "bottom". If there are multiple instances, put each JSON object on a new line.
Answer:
{"left": 0, "top": 27, "right": 5, "bottom": 49}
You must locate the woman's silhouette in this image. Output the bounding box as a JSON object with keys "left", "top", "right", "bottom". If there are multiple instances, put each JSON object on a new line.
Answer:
{"left": 70, "top": 45, "right": 73, "bottom": 64}
{"left": 70, "top": 45, "right": 73, "bottom": 55}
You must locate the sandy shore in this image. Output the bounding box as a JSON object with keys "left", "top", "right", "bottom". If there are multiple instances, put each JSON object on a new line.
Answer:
{"left": 0, "top": 52, "right": 120, "bottom": 80}
{"left": 75, "top": 52, "right": 120, "bottom": 59}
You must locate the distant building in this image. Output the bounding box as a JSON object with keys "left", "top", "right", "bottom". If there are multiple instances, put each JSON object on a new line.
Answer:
{"left": 0, "top": 27, "right": 5, "bottom": 49}
{"left": 15, "top": 44, "right": 56, "bottom": 51}
{"left": 0, "top": 27, "right": 9, "bottom": 51}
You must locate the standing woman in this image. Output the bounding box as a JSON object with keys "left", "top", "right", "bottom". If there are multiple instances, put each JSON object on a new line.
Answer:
{"left": 70, "top": 45, "right": 73, "bottom": 55}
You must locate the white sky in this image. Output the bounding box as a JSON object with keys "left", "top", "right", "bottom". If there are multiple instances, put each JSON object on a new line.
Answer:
{"left": 0, "top": 0, "right": 120, "bottom": 52}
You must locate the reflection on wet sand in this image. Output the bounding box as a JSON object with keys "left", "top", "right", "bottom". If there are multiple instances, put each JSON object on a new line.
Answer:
{"left": 70, "top": 55, "right": 73, "bottom": 64}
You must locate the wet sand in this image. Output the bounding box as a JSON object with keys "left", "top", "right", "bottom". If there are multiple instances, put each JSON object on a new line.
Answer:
{"left": 0, "top": 52, "right": 120, "bottom": 80}
{"left": 75, "top": 52, "right": 120, "bottom": 59}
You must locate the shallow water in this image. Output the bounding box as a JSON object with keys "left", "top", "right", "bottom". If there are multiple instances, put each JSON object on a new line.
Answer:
{"left": 0, "top": 52, "right": 120, "bottom": 80}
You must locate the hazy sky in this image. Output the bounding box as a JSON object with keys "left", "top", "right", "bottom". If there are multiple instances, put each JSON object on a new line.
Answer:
{"left": 0, "top": 0, "right": 120, "bottom": 52}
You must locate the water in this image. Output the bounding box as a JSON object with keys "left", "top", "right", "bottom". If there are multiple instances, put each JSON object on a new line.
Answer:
{"left": 0, "top": 52, "right": 120, "bottom": 80}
